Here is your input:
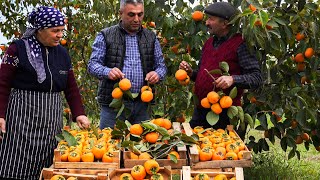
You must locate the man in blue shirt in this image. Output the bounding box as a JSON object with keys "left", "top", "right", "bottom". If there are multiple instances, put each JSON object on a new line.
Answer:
{"left": 88, "top": 0, "right": 167, "bottom": 128}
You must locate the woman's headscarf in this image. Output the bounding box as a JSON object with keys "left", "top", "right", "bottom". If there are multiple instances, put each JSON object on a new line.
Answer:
{"left": 22, "top": 6, "right": 65, "bottom": 83}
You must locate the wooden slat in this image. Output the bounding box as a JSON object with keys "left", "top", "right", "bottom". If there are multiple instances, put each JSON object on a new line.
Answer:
{"left": 54, "top": 150, "right": 120, "bottom": 169}
{"left": 235, "top": 167, "right": 244, "bottom": 180}
{"left": 181, "top": 166, "right": 244, "bottom": 180}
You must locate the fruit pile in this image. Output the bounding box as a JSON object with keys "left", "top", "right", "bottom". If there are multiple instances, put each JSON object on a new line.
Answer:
{"left": 119, "top": 159, "right": 164, "bottom": 180}
{"left": 56, "top": 127, "right": 120, "bottom": 163}
{"left": 193, "top": 126, "right": 247, "bottom": 161}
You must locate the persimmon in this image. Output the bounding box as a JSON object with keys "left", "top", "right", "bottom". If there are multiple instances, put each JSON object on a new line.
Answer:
{"left": 199, "top": 147, "right": 213, "bottom": 161}
{"left": 175, "top": 69, "right": 188, "bottom": 81}
{"left": 141, "top": 90, "right": 153, "bottom": 102}
{"left": 81, "top": 152, "right": 94, "bottom": 162}
{"left": 112, "top": 87, "right": 123, "bottom": 99}
{"left": 102, "top": 151, "right": 114, "bottom": 162}
{"left": 179, "top": 75, "right": 190, "bottom": 86}
{"left": 145, "top": 132, "right": 159, "bottom": 143}
{"left": 225, "top": 151, "right": 238, "bottom": 160}
{"left": 194, "top": 173, "right": 209, "bottom": 180}
{"left": 0, "top": 45, "right": 6, "bottom": 51}
{"left": 150, "top": 173, "right": 164, "bottom": 180}
{"left": 234, "top": 140, "right": 245, "bottom": 151}
{"left": 207, "top": 91, "right": 220, "bottom": 104}
{"left": 295, "top": 32, "right": 305, "bottom": 41}
{"left": 153, "top": 118, "right": 164, "bottom": 127}
{"left": 226, "top": 143, "right": 240, "bottom": 153}
{"left": 162, "top": 118, "right": 172, "bottom": 130}
{"left": 250, "top": 96, "right": 257, "bottom": 103}
{"left": 249, "top": 4, "right": 257, "bottom": 11}
{"left": 119, "top": 173, "right": 134, "bottom": 180}
{"left": 192, "top": 11, "right": 204, "bottom": 21}
{"left": 201, "top": 98, "right": 211, "bottom": 108}
{"left": 60, "top": 39, "right": 67, "bottom": 45}
{"left": 50, "top": 175, "right": 66, "bottom": 180}
{"left": 214, "top": 174, "right": 228, "bottom": 180}
{"left": 141, "top": 85, "right": 152, "bottom": 92}
{"left": 92, "top": 144, "right": 107, "bottom": 159}
{"left": 130, "top": 152, "right": 139, "bottom": 159}
{"left": 60, "top": 150, "right": 69, "bottom": 162}
{"left": 219, "top": 96, "right": 233, "bottom": 108}
{"left": 139, "top": 152, "right": 152, "bottom": 160}
{"left": 68, "top": 151, "right": 81, "bottom": 162}
{"left": 238, "top": 150, "right": 246, "bottom": 160}
{"left": 211, "top": 103, "right": 222, "bottom": 114}
{"left": 171, "top": 43, "right": 180, "bottom": 54}
{"left": 294, "top": 53, "right": 304, "bottom": 63}
{"left": 119, "top": 78, "right": 132, "bottom": 91}
{"left": 149, "top": 21, "right": 156, "bottom": 28}
{"left": 193, "top": 126, "right": 204, "bottom": 134}
{"left": 301, "top": 133, "right": 310, "bottom": 141}
{"left": 131, "top": 165, "right": 146, "bottom": 180}
{"left": 130, "top": 124, "right": 144, "bottom": 136}
{"left": 254, "top": 20, "right": 262, "bottom": 26}
{"left": 167, "top": 150, "right": 180, "bottom": 159}
{"left": 66, "top": 177, "right": 77, "bottom": 180}
{"left": 144, "top": 159, "right": 160, "bottom": 175}
{"left": 212, "top": 150, "right": 225, "bottom": 160}
{"left": 304, "top": 47, "right": 314, "bottom": 58}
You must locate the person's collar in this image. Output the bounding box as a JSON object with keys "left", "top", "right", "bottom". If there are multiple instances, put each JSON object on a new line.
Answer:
{"left": 213, "top": 31, "right": 233, "bottom": 41}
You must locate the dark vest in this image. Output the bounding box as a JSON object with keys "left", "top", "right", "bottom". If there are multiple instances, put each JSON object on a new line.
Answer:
{"left": 13, "top": 39, "right": 71, "bottom": 92}
{"left": 97, "top": 24, "right": 156, "bottom": 105}
{"left": 195, "top": 33, "right": 244, "bottom": 106}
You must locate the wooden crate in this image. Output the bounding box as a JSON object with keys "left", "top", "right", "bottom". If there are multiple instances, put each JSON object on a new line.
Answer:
{"left": 181, "top": 166, "right": 244, "bottom": 180}
{"left": 123, "top": 122, "right": 187, "bottom": 169}
{"left": 108, "top": 166, "right": 172, "bottom": 180}
{"left": 54, "top": 150, "right": 120, "bottom": 169}
{"left": 41, "top": 168, "right": 108, "bottom": 180}
{"left": 182, "top": 123, "right": 252, "bottom": 168}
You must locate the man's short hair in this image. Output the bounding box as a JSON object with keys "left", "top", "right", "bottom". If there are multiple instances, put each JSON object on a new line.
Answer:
{"left": 120, "top": 0, "right": 144, "bottom": 10}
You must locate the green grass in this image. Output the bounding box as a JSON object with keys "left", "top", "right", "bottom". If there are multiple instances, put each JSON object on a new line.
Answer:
{"left": 244, "top": 129, "right": 320, "bottom": 179}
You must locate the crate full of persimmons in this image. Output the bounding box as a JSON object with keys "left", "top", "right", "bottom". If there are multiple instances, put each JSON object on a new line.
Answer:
{"left": 53, "top": 127, "right": 121, "bottom": 169}
{"left": 41, "top": 167, "right": 108, "bottom": 180}
{"left": 181, "top": 166, "right": 243, "bottom": 180}
{"left": 111, "top": 119, "right": 197, "bottom": 169}
{"left": 108, "top": 159, "right": 172, "bottom": 180}
{"left": 181, "top": 123, "right": 252, "bottom": 168}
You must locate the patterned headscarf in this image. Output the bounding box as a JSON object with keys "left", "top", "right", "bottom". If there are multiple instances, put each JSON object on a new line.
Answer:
{"left": 22, "top": 6, "right": 65, "bottom": 83}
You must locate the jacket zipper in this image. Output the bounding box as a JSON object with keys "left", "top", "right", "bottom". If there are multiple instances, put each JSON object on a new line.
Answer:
{"left": 46, "top": 48, "right": 53, "bottom": 92}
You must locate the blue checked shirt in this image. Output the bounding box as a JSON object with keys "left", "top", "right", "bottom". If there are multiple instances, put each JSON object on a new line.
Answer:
{"left": 88, "top": 32, "right": 167, "bottom": 93}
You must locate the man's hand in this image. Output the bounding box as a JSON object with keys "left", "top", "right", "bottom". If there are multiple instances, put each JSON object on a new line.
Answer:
{"left": 0, "top": 118, "right": 6, "bottom": 140}
{"left": 215, "top": 76, "right": 234, "bottom": 89}
{"left": 145, "top": 71, "right": 160, "bottom": 84}
{"left": 108, "top": 67, "right": 125, "bottom": 80}
{"left": 76, "top": 115, "right": 90, "bottom": 129}
{"left": 179, "top": 61, "right": 193, "bottom": 75}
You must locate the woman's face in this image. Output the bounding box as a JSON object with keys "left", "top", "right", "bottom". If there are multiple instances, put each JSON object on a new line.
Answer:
{"left": 37, "top": 26, "right": 65, "bottom": 47}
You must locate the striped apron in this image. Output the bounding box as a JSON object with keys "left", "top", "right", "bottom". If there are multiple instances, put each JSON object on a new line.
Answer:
{"left": 0, "top": 89, "right": 63, "bottom": 180}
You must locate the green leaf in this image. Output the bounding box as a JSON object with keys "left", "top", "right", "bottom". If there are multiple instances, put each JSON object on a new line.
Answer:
{"left": 245, "top": 113, "right": 255, "bottom": 128}
{"left": 206, "top": 111, "right": 219, "bottom": 126}
{"left": 288, "top": 149, "right": 295, "bottom": 159}
{"left": 141, "top": 122, "right": 158, "bottom": 131}
{"left": 280, "top": 137, "right": 288, "bottom": 152}
{"left": 157, "top": 126, "right": 169, "bottom": 136}
{"left": 109, "top": 98, "right": 123, "bottom": 109}
{"left": 249, "top": 14, "right": 257, "bottom": 28}
{"left": 209, "top": 69, "right": 222, "bottom": 75}
{"left": 62, "top": 130, "right": 77, "bottom": 147}
{"left": 181, "top": 133, "right": 198, "bottom": 144}
{"left": 229, "top": 87, "right": 238, "bottom": 99}
{"left": 55, "top": 134, "right": 64, "bottom": 142}
{"left": 168, "top": 154, "right": 178, "bottom": 163}
{"left": 219, "top": 61, "right": 229, "bottom": 73}
{"left": 259, "top": 10, "right": 269, "bottom": 27}
{"left": 131, "top": 93, "right": 139, "bottom": 99}
{"left": 237, "top": 106, "right": 244, "bottom": 122}
{"left": 227, "top": 106, "right": 238, "bottom": 119}
{"left": 116, "top": 103, "right": 125, "bottom": 118}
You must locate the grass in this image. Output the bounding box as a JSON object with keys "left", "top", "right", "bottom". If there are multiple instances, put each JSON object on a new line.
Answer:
{"left": 244, "top": 129, "right": 320, "bottom": 179}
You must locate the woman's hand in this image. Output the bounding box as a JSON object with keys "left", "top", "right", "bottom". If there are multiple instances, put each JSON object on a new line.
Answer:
{"left": 0, "top": 118, "right": 6, "bottom": 140}
{"left": 75, "top": 115, "right": 90, "bottom": 129}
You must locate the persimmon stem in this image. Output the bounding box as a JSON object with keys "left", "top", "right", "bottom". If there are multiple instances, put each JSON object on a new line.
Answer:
{"left": 204, "top": 68, "right": 216, "bottom": 91}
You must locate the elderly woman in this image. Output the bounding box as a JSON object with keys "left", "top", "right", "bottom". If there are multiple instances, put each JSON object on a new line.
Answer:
{"left": 0, "top": 6, "right": 90, "bottom": 179}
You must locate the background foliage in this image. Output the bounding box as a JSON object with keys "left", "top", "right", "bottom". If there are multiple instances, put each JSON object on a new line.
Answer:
{"left": 1, "top": 0, "right": 320, "bottom": 158}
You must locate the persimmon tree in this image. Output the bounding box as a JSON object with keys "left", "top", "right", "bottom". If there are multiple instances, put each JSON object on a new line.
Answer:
{"left": 1, "top": 0, "right": 320, "bottom": 158}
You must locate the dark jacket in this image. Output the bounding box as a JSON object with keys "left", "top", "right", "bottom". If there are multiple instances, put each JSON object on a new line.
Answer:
{"left": 97, "top": 24, "right": 156, "bottom": 105}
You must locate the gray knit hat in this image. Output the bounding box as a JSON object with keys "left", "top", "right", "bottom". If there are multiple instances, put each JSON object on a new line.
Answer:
{"left": 204, "top": 2, "right": 238, "bottom": 20}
